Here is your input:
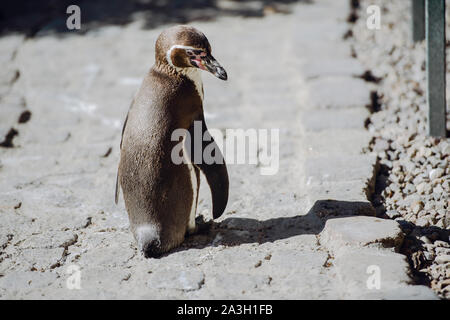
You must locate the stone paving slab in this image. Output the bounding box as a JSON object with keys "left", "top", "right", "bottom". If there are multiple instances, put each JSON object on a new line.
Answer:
{"left": 300, "top": 58, "right": 366, "bottom": 80}
{"left": 302, "top": 130, "right": 373, "bottom": 156}
{"left": 301, "top": 108, "right": 370, "bottom": 132}
{"left": 305, "top": 154, "right": 378, "bottom": 184}
{"left": 305, "top": 76, "right": 371, "bottom": 110}
{"left": 320, "top": 216, "right": 405, "bottom": 254}
{"left": 333, "top": 247, "right": 436, "bottom": 299}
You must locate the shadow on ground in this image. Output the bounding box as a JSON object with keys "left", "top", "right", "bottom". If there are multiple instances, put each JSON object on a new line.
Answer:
{"left": 171, "top": 199, "right": 376, "bottom": 253}
{"left": 0, "top": 0, "right": 311, "bottom": 37}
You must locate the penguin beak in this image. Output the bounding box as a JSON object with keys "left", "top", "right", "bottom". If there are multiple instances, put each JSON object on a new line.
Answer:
{"left": 201, "top": 54, "right": 228, "bottom": 81}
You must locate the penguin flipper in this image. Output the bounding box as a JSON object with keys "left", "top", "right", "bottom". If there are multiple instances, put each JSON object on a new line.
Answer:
{"left": 186, "top": 118, "right": 229, "bottom": 219}
{"left": 198, "top": 159, "right": 229, "bottom": 219}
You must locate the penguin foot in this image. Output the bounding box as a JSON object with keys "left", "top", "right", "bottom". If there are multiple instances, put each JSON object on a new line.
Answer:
{"left": 196, "top": 215, "right": 213, "bottom": 235}
{"left": 186, "top": 215, "right": 212, "bottom": 236}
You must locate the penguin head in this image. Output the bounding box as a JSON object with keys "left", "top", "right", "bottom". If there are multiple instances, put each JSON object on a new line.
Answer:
{"left": 156, "top": 25, "right": 227, "bottom": 80}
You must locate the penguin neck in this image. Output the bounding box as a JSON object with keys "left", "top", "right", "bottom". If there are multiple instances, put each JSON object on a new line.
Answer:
{"left": 181, "top": 68, "right": 203, "bottom": 102}
{"left": 155, "top": 61, "right": 204, "bottom": 102}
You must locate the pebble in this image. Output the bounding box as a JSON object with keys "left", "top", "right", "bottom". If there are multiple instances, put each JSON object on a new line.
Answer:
{"left": 435, "top": 255, "right": 450, "bottom": 264}
{"left": 386, "top": 210, "right": 401, "bottom": 219}
{"left": 440, "top": 141, "right": 450, "bottom": 155}
{"left": 434, "top": 241, "right": 450, "bottom": 248}
{"left": 444, "top": 215, "right": 450, "bottom": 228}
{"left": 424, "top": 251, "right": 435, "bottom": 261}
{"left": 373, "top": 138, "right": 390, "bottom": 152}
{"left": 416, "top": 182, "right": 431, "bottom": 194}
{"left": 429, "top": 168, "right": 444, "bottom": 180}
{"left": 435, "top": 247, "right": 450, "bottom": 255}
{"left": 435, "top": 219, "right": 445, "bottom": 228}
{"left": 433, "top": 184, "right": 444, "bottom": 196}
{"left": 419, "top": 235, "right": 431, "bottom": 244}
{"left": 411, "top": 201, "right": 424, "bottom": 215}
{"left": 415, "top": 217, "right": 429, "bottom": 227}
{"left": 404, "top": 183, "right": 416, "bottom": 194}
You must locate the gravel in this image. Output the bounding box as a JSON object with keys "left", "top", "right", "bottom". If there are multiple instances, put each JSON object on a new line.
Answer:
{"left": 350, "top": 0, "right": 449, "bottom": 299}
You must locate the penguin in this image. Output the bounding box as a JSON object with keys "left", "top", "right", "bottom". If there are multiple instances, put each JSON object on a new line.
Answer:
{"left": 115, "top": 25, "right": 229, "bottom": 258}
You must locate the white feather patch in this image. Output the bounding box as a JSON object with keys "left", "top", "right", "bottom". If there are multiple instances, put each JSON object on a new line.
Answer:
{"left": 187, "top": 161, "right": 198, "bottom": 233}
{"left": 166, "top": 45, "right": 204, "bottom": 101}
{"left": 135, "top": 224, "right": 160, "bottom": 252}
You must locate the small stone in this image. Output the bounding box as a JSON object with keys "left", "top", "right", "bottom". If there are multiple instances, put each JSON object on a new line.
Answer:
{"left": 390, "top": 183, "right": 400, "bottom": 193}
{"left": 373, "top": 138, "right": 390, "bottom": 152}
{"left": 443, "top": 180, "right": 450, "bottom": 191}
{"left": 435, "top": 247, "right": 450, "bottom": 255}
{"left": 418, "top": 210, "right": 428, "bottom": 218}
{"left": 416, "top": 217, "right": 429, "bottom": 227}
{"left": 434, "top": 241, "right": 449, "bottom": 248}
{"left": 411, "top": 201, "right": 424, "bottom": 215}
{"left": 423, "top": 243, "right": 434, "bottom": 252}
{"left": 440, "top": 141, "right": 450, "bottom": 155}
{"left": 417, "top": 146, "right": 426, "bottom": 157}
{"left": 429, "top": 266, "right": 441, "bottom": 280}
{"left": 435, "top": 209, "right": 446, "bottom": 218}
{"left": 424, "top": 201, "right": 434, "bottom": 210}
{"left": 415, "top": 172, "right": 428, "bottom": 183}
{"left": 429, "top": 168, "right": 444, "bottom": 180}
{"left": 444, "top": 215, "right": 450, "bottom": 228}
{"left": 428, "top": 156, "right": 440, "bottom": 167}
{"left": 435, "top": 255, "right": 450, "bottom": 264}
{"left": 420, "top": 235, "right": 431, "bottom": 244}
{"left": 435, "top": 219, "right": 445, "bottom": 228}
{"left": 416, "top": 182, "right": 432, "bottom": 195}
{"left": 386, "top": 210, "right": 401, "bottom": 219}
{"left": 403, "top": 183, "right": 416, "bottom": 194}
{"left": 424, "top": 251, "right": 435, "bottom": 261}
{"left": 433, "top": 184, "right": 444, "bottom": 196}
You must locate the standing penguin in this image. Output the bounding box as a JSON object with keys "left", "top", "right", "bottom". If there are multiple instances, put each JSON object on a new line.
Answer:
{"left": 115, "top": 25, "right": 229, "bottom": 258}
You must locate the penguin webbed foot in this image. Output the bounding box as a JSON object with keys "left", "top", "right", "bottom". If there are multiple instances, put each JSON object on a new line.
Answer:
{"left": 196, "top": 215, "right": 213, "bottom": 234}
{"left": 186, "top": 215, "right": 212, "bottom": 237}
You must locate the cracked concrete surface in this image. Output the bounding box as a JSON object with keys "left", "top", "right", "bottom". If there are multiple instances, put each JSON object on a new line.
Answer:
{"left": 0, "top": 0, "right": 438, "bottom": 299}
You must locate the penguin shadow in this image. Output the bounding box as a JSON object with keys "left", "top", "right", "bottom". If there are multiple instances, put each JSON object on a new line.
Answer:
{"left": 170, "top": 199, "right": 376, "bottom": 254}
